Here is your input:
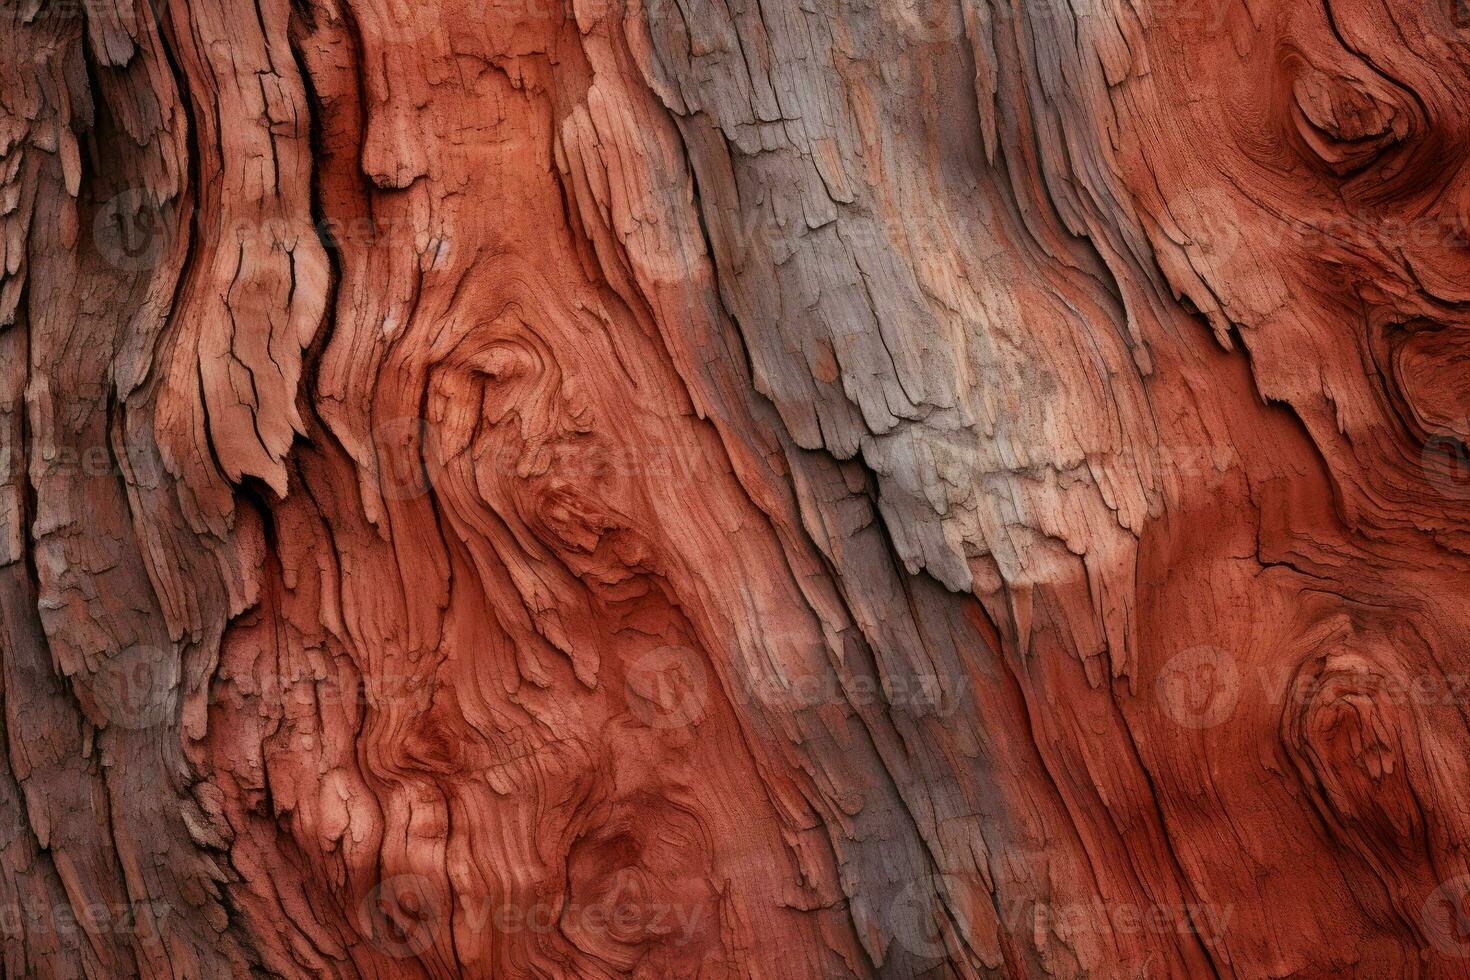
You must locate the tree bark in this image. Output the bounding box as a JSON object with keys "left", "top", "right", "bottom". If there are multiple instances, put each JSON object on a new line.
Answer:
{"left": 3, "top": 0, "right": 1470, "bottom": 975}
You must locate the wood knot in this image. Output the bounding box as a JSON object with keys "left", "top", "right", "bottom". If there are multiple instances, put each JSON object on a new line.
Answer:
{"left": 1282, "top": 649, "right": 1422, "bottom": 856}
{"left": 384, "top": 694, "right": 475, "bottom": 776}
{"left": 1288, "top": 67, "right": 1411, "bottom": 177}
{"left": 1385, "top": 320, "right": 1470, "bottom": 444}
{"left": 561, "top": 797, "right": 716, "bottom": 971}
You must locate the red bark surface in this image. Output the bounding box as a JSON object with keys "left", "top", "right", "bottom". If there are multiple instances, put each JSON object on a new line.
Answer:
{"left": 3, "top": 0, "right": 1470, "bottom": 976}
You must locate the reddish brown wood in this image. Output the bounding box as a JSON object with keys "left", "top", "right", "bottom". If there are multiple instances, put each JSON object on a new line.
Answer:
{"left": 3, "top": 0, "right": 1470, "bottom": 975}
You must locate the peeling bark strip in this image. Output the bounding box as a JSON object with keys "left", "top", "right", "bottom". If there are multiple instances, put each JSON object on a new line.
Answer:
{"left": 1, "top": 0, "right": 1470, "bottom": 974}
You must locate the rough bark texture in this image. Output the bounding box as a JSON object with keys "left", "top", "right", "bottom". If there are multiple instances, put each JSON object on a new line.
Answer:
{"left": 3, "top": 0, "right": 1470, "bottom": 975}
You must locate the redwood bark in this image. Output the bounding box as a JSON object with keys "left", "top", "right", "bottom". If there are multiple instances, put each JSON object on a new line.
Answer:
{"left": 3, "top": 0, "right": 1470, "bottom": 976}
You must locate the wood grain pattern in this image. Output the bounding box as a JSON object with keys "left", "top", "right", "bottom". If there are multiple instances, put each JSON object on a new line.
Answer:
{"left": 2, "top": 0, "right": 1470, "bottom": 975}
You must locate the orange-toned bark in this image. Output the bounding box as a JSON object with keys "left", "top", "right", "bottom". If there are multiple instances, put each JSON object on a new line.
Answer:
{"left": 4, "top": 0, "right": 1470, "bottom": 976}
